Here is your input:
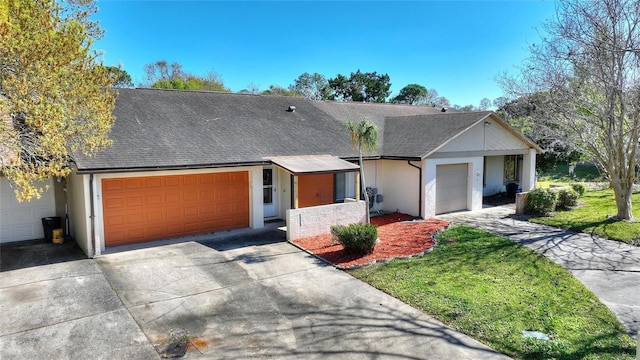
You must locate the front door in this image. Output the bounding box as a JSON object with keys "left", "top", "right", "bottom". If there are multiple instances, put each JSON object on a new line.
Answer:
{"left": 263, "top": 168, "right": 277, "bottom": 218}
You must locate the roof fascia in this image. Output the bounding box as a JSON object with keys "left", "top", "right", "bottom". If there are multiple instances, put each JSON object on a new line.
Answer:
{"left": 75, "top": 161, "right": 271, "bottom": 174}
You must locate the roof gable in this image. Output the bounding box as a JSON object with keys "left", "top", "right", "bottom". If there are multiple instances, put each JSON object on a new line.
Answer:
{"left": 382, "top": 112, "right": 493, "bottom": 158}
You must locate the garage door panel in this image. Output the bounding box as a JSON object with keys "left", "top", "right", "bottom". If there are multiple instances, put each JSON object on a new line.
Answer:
{"left": 146, "top": 194, "right": 163, "bottom": 205}
{"left": 125, "top": 178, "right": 144, "bottom": 189}
{"left": 102, "top": 171, "right": 249, "bottom": 246}
{"left": 146, "top": 177, "right": 162, "bottom": 187}
{"left": 436, "top": 164, "right": 468, "bottom": 214}
{"left": 126, "top": 195, "right": 144, "bottom": 207}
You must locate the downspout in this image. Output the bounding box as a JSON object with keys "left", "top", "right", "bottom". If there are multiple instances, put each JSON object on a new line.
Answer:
{"left": 408, "top": 161, "right": 423, "bottom": 219}
{"left": 89, "top": 174, "right": 98, "bottom": 258}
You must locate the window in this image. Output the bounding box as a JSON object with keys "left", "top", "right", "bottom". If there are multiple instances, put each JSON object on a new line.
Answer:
{"left": 263, "top": 168, "right": 273, "bottom": 204}
{"left": 504, "top": 155, "right": 523, "bottom": 183}
{"left": 334, "top": 172, "right": 356, "bottom": 202}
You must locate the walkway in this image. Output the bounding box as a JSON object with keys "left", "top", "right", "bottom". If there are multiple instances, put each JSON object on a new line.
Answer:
{"left": 438, "top": 205, "right": 640, "bottom": 337}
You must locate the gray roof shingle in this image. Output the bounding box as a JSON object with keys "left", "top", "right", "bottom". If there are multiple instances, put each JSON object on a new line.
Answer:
{"left": 75, "top": 89, "right": 355, "bottom": 171}
{"left": 73, "top": 89, "right": 532, "bottom": 172}
{"left": 383, "top": 112, "right": 493, "bottom": 158}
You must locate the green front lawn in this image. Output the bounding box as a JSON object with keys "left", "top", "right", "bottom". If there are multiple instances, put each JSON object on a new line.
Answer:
{"left": 349, "top": 226, "right": 635, "bottom": 359}
{"left": 537, "top": 163, "right": 606, "bottom": 186}
{"left": 530, "top": 188, "right": 640, "bottom": 246}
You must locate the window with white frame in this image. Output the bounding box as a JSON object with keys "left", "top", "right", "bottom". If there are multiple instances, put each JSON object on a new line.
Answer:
{"left": 504, "top": 155, "right": 523, "bottom": 183}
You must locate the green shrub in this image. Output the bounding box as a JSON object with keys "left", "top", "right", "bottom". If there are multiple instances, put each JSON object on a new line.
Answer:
{"left": 556, "top": 188, "right": 579, "bottom": 210}
{"left": 525, "top": 188, "right": 558, "bottom": 216}
{"left": 571, "top": 183, "right": 586, "bottom": 197}
{"left": 331, "top": 223, "right": 378, "bottom": 255}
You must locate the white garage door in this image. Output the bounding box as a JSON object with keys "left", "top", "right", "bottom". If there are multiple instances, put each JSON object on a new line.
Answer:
{"left": 435, "top": 164, "right": 468, "bottom": 214}
{"left": 0, "top": 177, "right": 57, "bottom": 243}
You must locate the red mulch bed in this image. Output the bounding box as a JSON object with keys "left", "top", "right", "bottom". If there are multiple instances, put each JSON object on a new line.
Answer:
{"left": 291, "top": 213, "right": 449, "bottom": 269}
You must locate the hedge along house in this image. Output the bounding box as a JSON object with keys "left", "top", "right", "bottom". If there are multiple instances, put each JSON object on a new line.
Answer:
{"left": 29, "top": 88, "right": 540, "bottom": 257}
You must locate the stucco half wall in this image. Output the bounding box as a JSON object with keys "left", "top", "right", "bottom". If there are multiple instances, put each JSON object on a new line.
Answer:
{"left": 286, "top": 201, "right": 367, "bottom": 241}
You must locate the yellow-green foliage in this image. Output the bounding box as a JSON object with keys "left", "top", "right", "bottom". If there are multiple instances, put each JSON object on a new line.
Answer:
{"left": 0, "top": 0, "right": 116, "bottom": 201}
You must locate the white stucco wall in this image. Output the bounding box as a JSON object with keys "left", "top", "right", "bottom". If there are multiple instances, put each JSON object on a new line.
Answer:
{"left": 483, "top": 156, "right": 505, "bottom": 196}
{"left": 286, "top": 201, "right": 367, "bottom": 241}
{"left": 67, "top": 171, "right": 92, "bottom": 256}
{"left": 424, "top": 157, "right": 484, "bottom": 218}
{"left": 276, "top": 167, "right": 292, "bottom": 219}
{"left": 521, "top": 149, "right": 537, "bottom": 191}
{"left": 0, "top": 177, "right": 56, "bottom": 243}
{"left": 362, "top": 160, "right": 380, "bottom": 192}
{"left": 378, "top": 160, "right": 420, "bottom": 216}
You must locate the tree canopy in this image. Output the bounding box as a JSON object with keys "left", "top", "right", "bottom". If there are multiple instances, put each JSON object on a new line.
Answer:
{"left": 145, "top": 60, "right": 229, "bottom": 92}
{"left": 328, "top": 70, "right": 391, "bottom": 103}
{"left": 261, "top": 85, "right": 301, "bottom": 97}
{"left": 391, "top": 84, "right": 427, "bottom": 105}
{"left": 500, "top": 0, "right": 640, "bottom": 220}
{"left": 290, "top": 72, "right": 330, "bottom": 100}
{"left": 103, "top": 65, "right": 133, "bottom": 88}
{"left": 1, "top": 0, "right": 117, "bottom": 201}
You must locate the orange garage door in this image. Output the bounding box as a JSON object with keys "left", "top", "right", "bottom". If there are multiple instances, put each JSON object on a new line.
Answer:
{"left": 102, "top": 172, "right": 249, "bottom": 246}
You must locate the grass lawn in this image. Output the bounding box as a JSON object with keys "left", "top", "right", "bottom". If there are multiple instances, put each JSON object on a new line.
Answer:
{"left": 530, "top": 189, "right": 640, "bottom": 246}
{"left": 533, "top": 162, "right": 640, "bottom": 246}
{"left": 349, "top": 226, "right": 635, "bottom": 360}
{"left": 536, "top": 163, "right": 606, "bottom": 188}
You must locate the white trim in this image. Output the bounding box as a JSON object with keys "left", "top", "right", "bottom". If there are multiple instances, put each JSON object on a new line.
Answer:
{"left": 424, "top": 156, "right": 483, "bottom": 218}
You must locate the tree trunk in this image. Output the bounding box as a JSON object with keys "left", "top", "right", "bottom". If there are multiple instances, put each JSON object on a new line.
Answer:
{"left": 611, "top": 180, "right": 634, "bottom": 220}
{"left": 359, "top": 149, "right": 370, "bottom": 224}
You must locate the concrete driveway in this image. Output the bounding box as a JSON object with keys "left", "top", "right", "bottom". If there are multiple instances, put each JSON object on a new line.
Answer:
{"left": 0, "top": 228, "right": 508, "bottom": 359}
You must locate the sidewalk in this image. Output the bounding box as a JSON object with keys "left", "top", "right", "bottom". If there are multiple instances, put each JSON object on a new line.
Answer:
{"left": 437, "top": 205, "right": 640, "bottom": 337}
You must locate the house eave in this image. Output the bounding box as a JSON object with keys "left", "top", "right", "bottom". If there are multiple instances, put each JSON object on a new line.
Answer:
{"left": 74, "top": 160, "right": 271, "bottom": 174}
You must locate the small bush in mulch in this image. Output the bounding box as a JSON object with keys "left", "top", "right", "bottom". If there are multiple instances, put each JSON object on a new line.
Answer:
{"left": 292, "top": 213, "right": 449, "bottom": 268}
{"left": 331, "top": 223, "right": 378, "bottom": 255}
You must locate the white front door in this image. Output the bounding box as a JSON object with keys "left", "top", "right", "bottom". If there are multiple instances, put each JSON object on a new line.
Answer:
{"left": 263, "top": 167, "right": 278, "bottom": 218}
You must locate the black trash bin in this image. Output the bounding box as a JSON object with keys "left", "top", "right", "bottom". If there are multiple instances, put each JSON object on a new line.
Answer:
{"left": 506, "top": 182, "right": 519, "bottom": 198}
{"left": 41, "top": 217, "right": 62, "bottom": 242}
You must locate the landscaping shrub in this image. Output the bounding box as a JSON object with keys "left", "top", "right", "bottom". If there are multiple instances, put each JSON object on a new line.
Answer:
{"left": 556, "top": 188, "right": 579, "bottom": 210}
{"left": 331, "top": 223, "right": 378, "bottom": 255}
{"left": 525, "top": 188, "right": 557, "bottom": 216}
{"left": 571, "top": 183, "right": 586, "bottom": 197}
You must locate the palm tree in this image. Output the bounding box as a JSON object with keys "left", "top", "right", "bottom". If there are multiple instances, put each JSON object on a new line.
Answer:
{"left": 347, "top": 118, "right": 378, "bottom": 224}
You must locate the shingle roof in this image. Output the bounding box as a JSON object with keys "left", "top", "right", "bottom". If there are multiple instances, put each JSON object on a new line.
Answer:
{"left": 383, "top": 112, "right": 493, "bottom": 158}
{"left": 73, "top": 89, "right": 535, "bottom": 172}
{"left": 74, "top": 88, "right": 355, "bottom": 171}
{"left": 311, "top": 101, "right": 447, "bottom": 155}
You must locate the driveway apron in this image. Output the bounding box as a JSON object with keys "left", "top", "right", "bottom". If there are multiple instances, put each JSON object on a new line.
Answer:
{"left": 1, "top": 229, "right": 509, "bottom": 359}
{"left": 95, "top": 230, "right": 509, "bottom": 359}
{"left": 437, "top": 205, "right": 640, "bottom": 337}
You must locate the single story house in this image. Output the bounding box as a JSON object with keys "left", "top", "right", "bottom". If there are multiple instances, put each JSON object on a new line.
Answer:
{"left": 0, "top": 88, "right": 540, "bottom": 257}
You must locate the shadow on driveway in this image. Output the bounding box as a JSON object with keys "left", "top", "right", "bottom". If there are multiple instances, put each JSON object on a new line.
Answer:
{"left": 0, "top": 239, "right": 86, "bottom": 272}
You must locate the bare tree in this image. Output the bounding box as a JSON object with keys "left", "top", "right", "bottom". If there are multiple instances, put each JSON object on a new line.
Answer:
{"left": 144, "top": 60, "right": 185, "bottom": 85}
{"left": 500, "top": 0, "right": 640, "bottom": 220}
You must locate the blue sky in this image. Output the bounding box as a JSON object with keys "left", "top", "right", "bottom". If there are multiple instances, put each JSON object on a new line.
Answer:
{"left": 93, "top": 0, "right": 556, "bottom": 107}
